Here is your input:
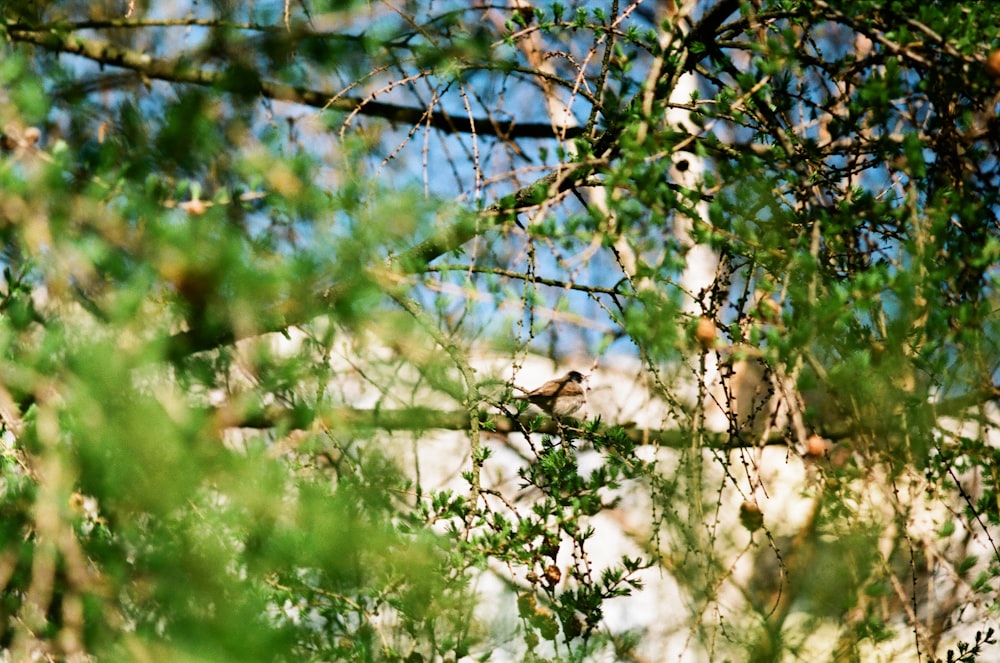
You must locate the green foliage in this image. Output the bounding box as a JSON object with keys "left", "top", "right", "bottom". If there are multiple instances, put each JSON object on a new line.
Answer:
{"left": 0, "top": 0, "right": 997, "bottom": 661}
{"left": 935, "top": 629, "right": 998, "bottom": 663}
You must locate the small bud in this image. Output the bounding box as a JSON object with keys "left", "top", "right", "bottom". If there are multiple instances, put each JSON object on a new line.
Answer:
{"left": 543, "top": 564, "right": 561, "bottom": 587}
{"left": 986, "top": 49, "right": 1000, "bottom": 82}
{"left": 805, "top": 434, "right": 832, "bottom": 457}
{"left": 563, "top": 614, "right": 584, "bottom": 639}
{"left": 69, "top": 492, "right": 86, "bottom": 513}
{"left": 179, "top": 199, "right": 208, "bottom": 215}
{"left": 695, "top": 316, "right": 717, "bottom": 350}
{"left": 535, "top": 608, "right": 559, "bottom": 640}
{"left": 739, "top": 500, "right": 764, "bottom": 532}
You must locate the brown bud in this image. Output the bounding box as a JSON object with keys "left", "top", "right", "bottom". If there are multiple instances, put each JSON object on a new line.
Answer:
{"left": 695, "top": 316, "right": 717, "bottom": 350}
{"left": 739, "top": 500, "right": 764, "bottom": 532}
{"left": 179, "top": 198, "right": 208, "bottom": 215}
{"left": 805, "top": 434, "right": 832, "bottom": 457}
{"left": 986, "top": 49, "right": 1000, "bottom": 82}
{"left": 69, "top": 492, "right": 86, "bottom": 513}
{"left": 543, "top": 564, "right": 561, "bottom": 587}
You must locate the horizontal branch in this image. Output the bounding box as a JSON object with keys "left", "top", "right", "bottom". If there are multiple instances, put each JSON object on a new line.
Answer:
{"left": 224, "top": 404, "right": 781, "bottom": 451}
{"left": 6, "top": 25, "right": 583, "bottom": 140}
{"left": 220, "top": 379, "right": 1000, "bottom": 450}
{"left": 424, "top": 264, "right": 626, "bottom": 296}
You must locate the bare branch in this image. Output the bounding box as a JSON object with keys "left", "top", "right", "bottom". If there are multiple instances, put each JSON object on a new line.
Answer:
{"left": 7, "top": 26, "right": 584, "bottom": 140}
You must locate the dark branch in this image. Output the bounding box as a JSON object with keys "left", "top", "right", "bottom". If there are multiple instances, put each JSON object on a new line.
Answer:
{"left": 15, "top": 4, "right": 738, "bottom": 361}
{"left": 218, "top": 404, "right": 778, "bottom": 450}
{"left": 7, "top": 26, "right": 583, "bottom": 140}
{"left": 219, "top": 379, "right": 1000, "bottom": 449}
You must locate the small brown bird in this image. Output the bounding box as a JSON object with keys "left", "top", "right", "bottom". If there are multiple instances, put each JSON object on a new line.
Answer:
{"left": 516, "top": 371, "right": 586, "bottom": 417}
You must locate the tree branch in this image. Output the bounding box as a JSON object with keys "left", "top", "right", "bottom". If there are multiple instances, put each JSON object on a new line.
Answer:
{"left": 7, "top": 25, "right": 583, "bottom": 140}
{"left": 223, "top": 403, "right": 771, "bottom": 450}
{"left": 220, "top": 379, "right": 1000, "bottom": 450}
{"left": 47, "top": 1, "right": 741, "bottom": 361}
